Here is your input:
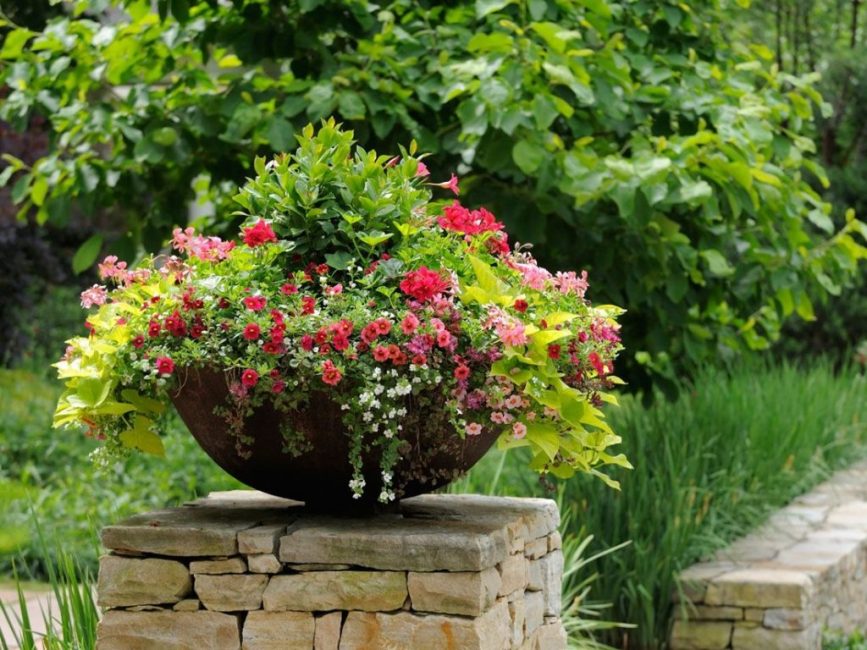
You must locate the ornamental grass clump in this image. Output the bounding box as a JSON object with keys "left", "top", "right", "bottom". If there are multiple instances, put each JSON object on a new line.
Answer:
{"left": 54, "top": 120, "right": 628, "bottom": 502}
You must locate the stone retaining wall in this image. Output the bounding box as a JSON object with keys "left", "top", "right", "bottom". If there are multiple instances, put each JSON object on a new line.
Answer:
{"left": 671, "top": 460, "right": 867, "bottom": 650}
{"left": 96, "top": 491, "right": 567, "bottom": 649}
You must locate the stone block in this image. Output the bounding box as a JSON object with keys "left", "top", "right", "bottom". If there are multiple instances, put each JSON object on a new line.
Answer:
{"left": 526, "top": 621, "right": 567, "bottom": 650}
{"left": 744, "top": 608, "right": 764, "bottom": 622}
{"left": 498, "top": 554, "right": 528, "bottom": 596}
{"left": 339, "top": 598, "right": 510, "bottom": 650}
{"left": 508, "top": 593, "right": 526, "bottom": 647}
{"left": 675, "top": 563, "right": 738, "bottom": 604}
{"left": 97, "top": 610, "right": 240, "bottom": 650}
{"left": 173, "top": 599, "right": 200, "bottom": 612}
{"left": 238, "top": 524, "right": 287, "bottom": 555}
{"left": 731, "top": 623, "right": 819, "bottom": 649}
{"left": 704, "top": 569, "right": 813, "bottom": 608}
{"left": 548, "top": 532, "right": 562, "bottom": 552}
{"left": 102, "top": 507, "right": 288, "bottom": 557}
{"left": 279, "top": 517, "right": 509, "bottom": 572}
{"left": 527, "top": 559, "right": 543, "bottom": 591}
{"left": 195, "top": 574, "right": 268, "bottom": 611}
{"left": 540, "top": 550, "right": 563, "bottom": 616}
{"left": 289, "top": 564, "right": 353, "bottom": 571}
{"left": 247, "top": 554, "right": 282, "bottom": 574}
{"left": 401, "top": 494, "right": 559, "bottom": 539}
{"left": 675, "top": 605, "right": 743, "bottom": 621}
{"left": 314, "top": 612, "right": 342, "bottom": 650}
{"left": 264, "top": 571, "right": 407, "bottom": 612}
{"left": 407, "top": 567, "right": 500, "bottom": 616}
{"left": 524, "top": 590, "right": 544, "bottom": 637}
{"left": 98, "top": 556, "right": 191, "bottom": 608}
{"left": 242, "top": 611, "right": 314, "bottom": 649}
{"left": 524, "top": 537, "right": 548, "bottom": 560}
{"left": 669, "top": 621, "right": 732, "bottom": 650}
{"left": 763, "top": 607, "right": 809, "bottom": 630}
{"left": 190, "top": 558, "right": 247, "bottom": 574}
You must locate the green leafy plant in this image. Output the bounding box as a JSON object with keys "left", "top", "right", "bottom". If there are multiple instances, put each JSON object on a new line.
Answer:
{"left": 52, "top": 121, "right": 626, "bottom": 503}
{"left": 825, "top": 630, "right": 867, "bottom": 650}
{"left": 2, "top": 0, "right": 863, "bottom": 389}
{"left": 460, "top": 358, "right": 867, "bottom": 647}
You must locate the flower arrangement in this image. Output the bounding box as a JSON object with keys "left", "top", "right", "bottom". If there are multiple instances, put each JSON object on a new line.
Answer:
{"left": 54, "top": 120, "right": 629, "bottom": 503}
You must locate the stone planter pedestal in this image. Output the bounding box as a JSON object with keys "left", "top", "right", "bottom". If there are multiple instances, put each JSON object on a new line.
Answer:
{"left": 95, "top": 491, "right": 567, "bottom": 650}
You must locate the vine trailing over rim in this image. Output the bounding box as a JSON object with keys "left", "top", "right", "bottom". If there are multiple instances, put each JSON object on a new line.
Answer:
{"left": 53, "top": 122, "right": 628, "bottom": 502}
{"left": 2, "top": 0, "right": 866, "bottom": 390}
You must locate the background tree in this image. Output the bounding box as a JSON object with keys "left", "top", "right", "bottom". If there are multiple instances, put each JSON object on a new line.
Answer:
{"left": 2, "top": 0, "right": 865, "bottom": 391}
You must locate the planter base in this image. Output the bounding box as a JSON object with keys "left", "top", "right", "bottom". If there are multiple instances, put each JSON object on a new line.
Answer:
{"left": 97, "top": 490, "right": 567, "bottom": 650}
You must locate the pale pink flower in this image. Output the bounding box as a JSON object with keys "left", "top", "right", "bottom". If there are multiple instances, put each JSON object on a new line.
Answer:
{"left": 325, "top": 283, "right": 343, "bottom": 296}
{"left": 97, "top": 255, "right": 128, "bottom": 281}
{"left": 465, "top": 422, "right": 483, "bottom": 436}
{"left": 80, "top": 285, "right": 107, "bottom": 308}
{"left": 543, "top": 406, "right": 559, "bottom": 419}
{"left": 505, "top": 394, "right": 523, "bottom": 410}
{"left": 401, "top": 313, "right": 420, "bottom": 335}
{"left": 512, "top": 422, "right": 527, "bottom": 439}
{"left": 490, "top": 411, "right": 506, "bottom": 424}
{"left": 496, "top": 321, "right": 528, "bottom": 347}
{"left": 516, "top": 262, "right": 551, "bottom": 291}
{"left": 526, "top": 412, "right": 537, "bottom": 421}
{"left": 554, "top": 270, "right": 589, "bottom": 297}
{"left": 430, "top": 318, "right": 446, "bottom": 332}
{"left": 416, "top": 161, "right": 430, "bottom": 177}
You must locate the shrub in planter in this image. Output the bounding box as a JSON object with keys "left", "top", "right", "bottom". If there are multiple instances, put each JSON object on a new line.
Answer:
{"left": 53, "top": 121, "right": 627, "bottom": 507}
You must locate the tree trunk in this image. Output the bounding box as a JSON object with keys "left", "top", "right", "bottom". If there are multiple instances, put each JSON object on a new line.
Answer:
{"left": 805, "top": 1, "right": 817, "bottom": 70}
{"left": 853, "top": 0, "right": 861, "bottom": 47}
{"left": 776, "top": 0, "right": 785, "bottom": 69}
{"left": 793, "top": 1, "right": 801, "bottom": 73}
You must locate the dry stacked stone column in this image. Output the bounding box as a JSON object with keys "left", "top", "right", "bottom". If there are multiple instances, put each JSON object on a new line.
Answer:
{"left": 96, "top": 491, "right": 567, "bottom": 650}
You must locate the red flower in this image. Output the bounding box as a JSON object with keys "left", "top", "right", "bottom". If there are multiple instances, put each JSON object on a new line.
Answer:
{"left": 280, "top": 283, "right": 298, "bottom": 295}
{"left": 332, "top": 334, "right": 350, "bottom": 352}
{"left": 244, "top": 296, "right": 267, "bottom": 311}
{"left": 436, "top": 330, "right": 452, "bottom": 348}
{"left": 190, "top": 324, "right": 205, "bottom": 339}
{"left": 164, "top": 311, "right": 187, "bottom": 337}
{"left": 218, "top": 297, "right": 231, "bottom": 309}
{"left": 486, "top": 232, "right": 510, "bottom": 256}
{"left": 412, "top": 353, "right": 427, "bottom": 366}
{"left": 399, "top": 267, "right": 450, "bottom": 302}
{"left": 332, "top": 319, "right": 354, "bottom": 336}
{"left": 321, "top": 360, "right": 343, "bottom": 386}
{"left": 437, "top": 202, "right": 503, "bottom": 235}
{"left": 301, "top": 334, "right": 315, "bottom": 351}
{"left": 588, "top": 352, "right": 607, "bottom": 376}
{"left": 316, "top": 263, "right": 329, "bottom": 276}
{"left": 319, "top": 343, "right": 332, "bottom": 355}
{"left": 301, "top": 296, "right": 316, "bottom": 315}
{"left": 315, "top": 329, "right": 328, "bottom": 345}
{"left": 375, "top": 318, "right": 392, "bottom": 336}
{"left": 454, "top": 365, "right": 470, "bottom": 380}
{"left": 387, "top": 344, "right": 401, "bottom": 361}
{"left": 242, "top": 219, "right": 277, "bottom": 247}
{"left": 361, "top": 325, "right": 379, "bottom": 344}
{"left": 373, "top": 346, "right": 390, "bottom": 362}
{"left": 401, "top": 313, "right": 420, "bottom": 335}
{"left": 147, "top": 320, "right": 161, "bottom": 337}
{"left": 272, "top": 380, "right": 286, "bottom": 394}
{"left": 243, "top": 323, "right": 261, "bottom": 341}
{"left": 131, "top": 335, "right": 145, "bottom": 349}
{"left": 155, "top": 356, "right": 175, "bottom": 375}
{"left": 548, "top": 344, "right": 562, "bottom": 359}
{"left": 513, "top": 299, "right": 528, "bottom": 313}
{"left": 241, "top": 368, "right": 259, "bottom": 388}
{"left": 263, "top": 341, "right": 282, "bottom": 355}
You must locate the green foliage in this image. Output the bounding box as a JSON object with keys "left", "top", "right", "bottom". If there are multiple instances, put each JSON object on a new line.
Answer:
{"left": 458, "top": 359, "right": 867, "bottom": 647}
{"left": 0, "top": 369, "right": 237, "bottom": 577}
{"left": 825, "top": 630, "right": 867, "bottom": 650}
{"left": 2, "top": 0, "right": 863, "bottom": 388}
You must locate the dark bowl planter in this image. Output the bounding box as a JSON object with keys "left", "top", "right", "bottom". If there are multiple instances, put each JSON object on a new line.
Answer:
{"left": 170, "top": 366, "right": 500, "bottom": 511}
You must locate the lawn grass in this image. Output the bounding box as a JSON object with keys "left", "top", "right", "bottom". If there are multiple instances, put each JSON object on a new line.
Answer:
{"left": 457, "top": 359, "right": 867, "bottom": 648}
{"left": 0, "top": 369, "right": 238, "bottom": 578}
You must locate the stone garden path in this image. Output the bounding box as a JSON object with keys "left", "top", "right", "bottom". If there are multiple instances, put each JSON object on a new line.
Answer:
{"left": 0, "top": 585, "right": 54, "bottom": 649}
